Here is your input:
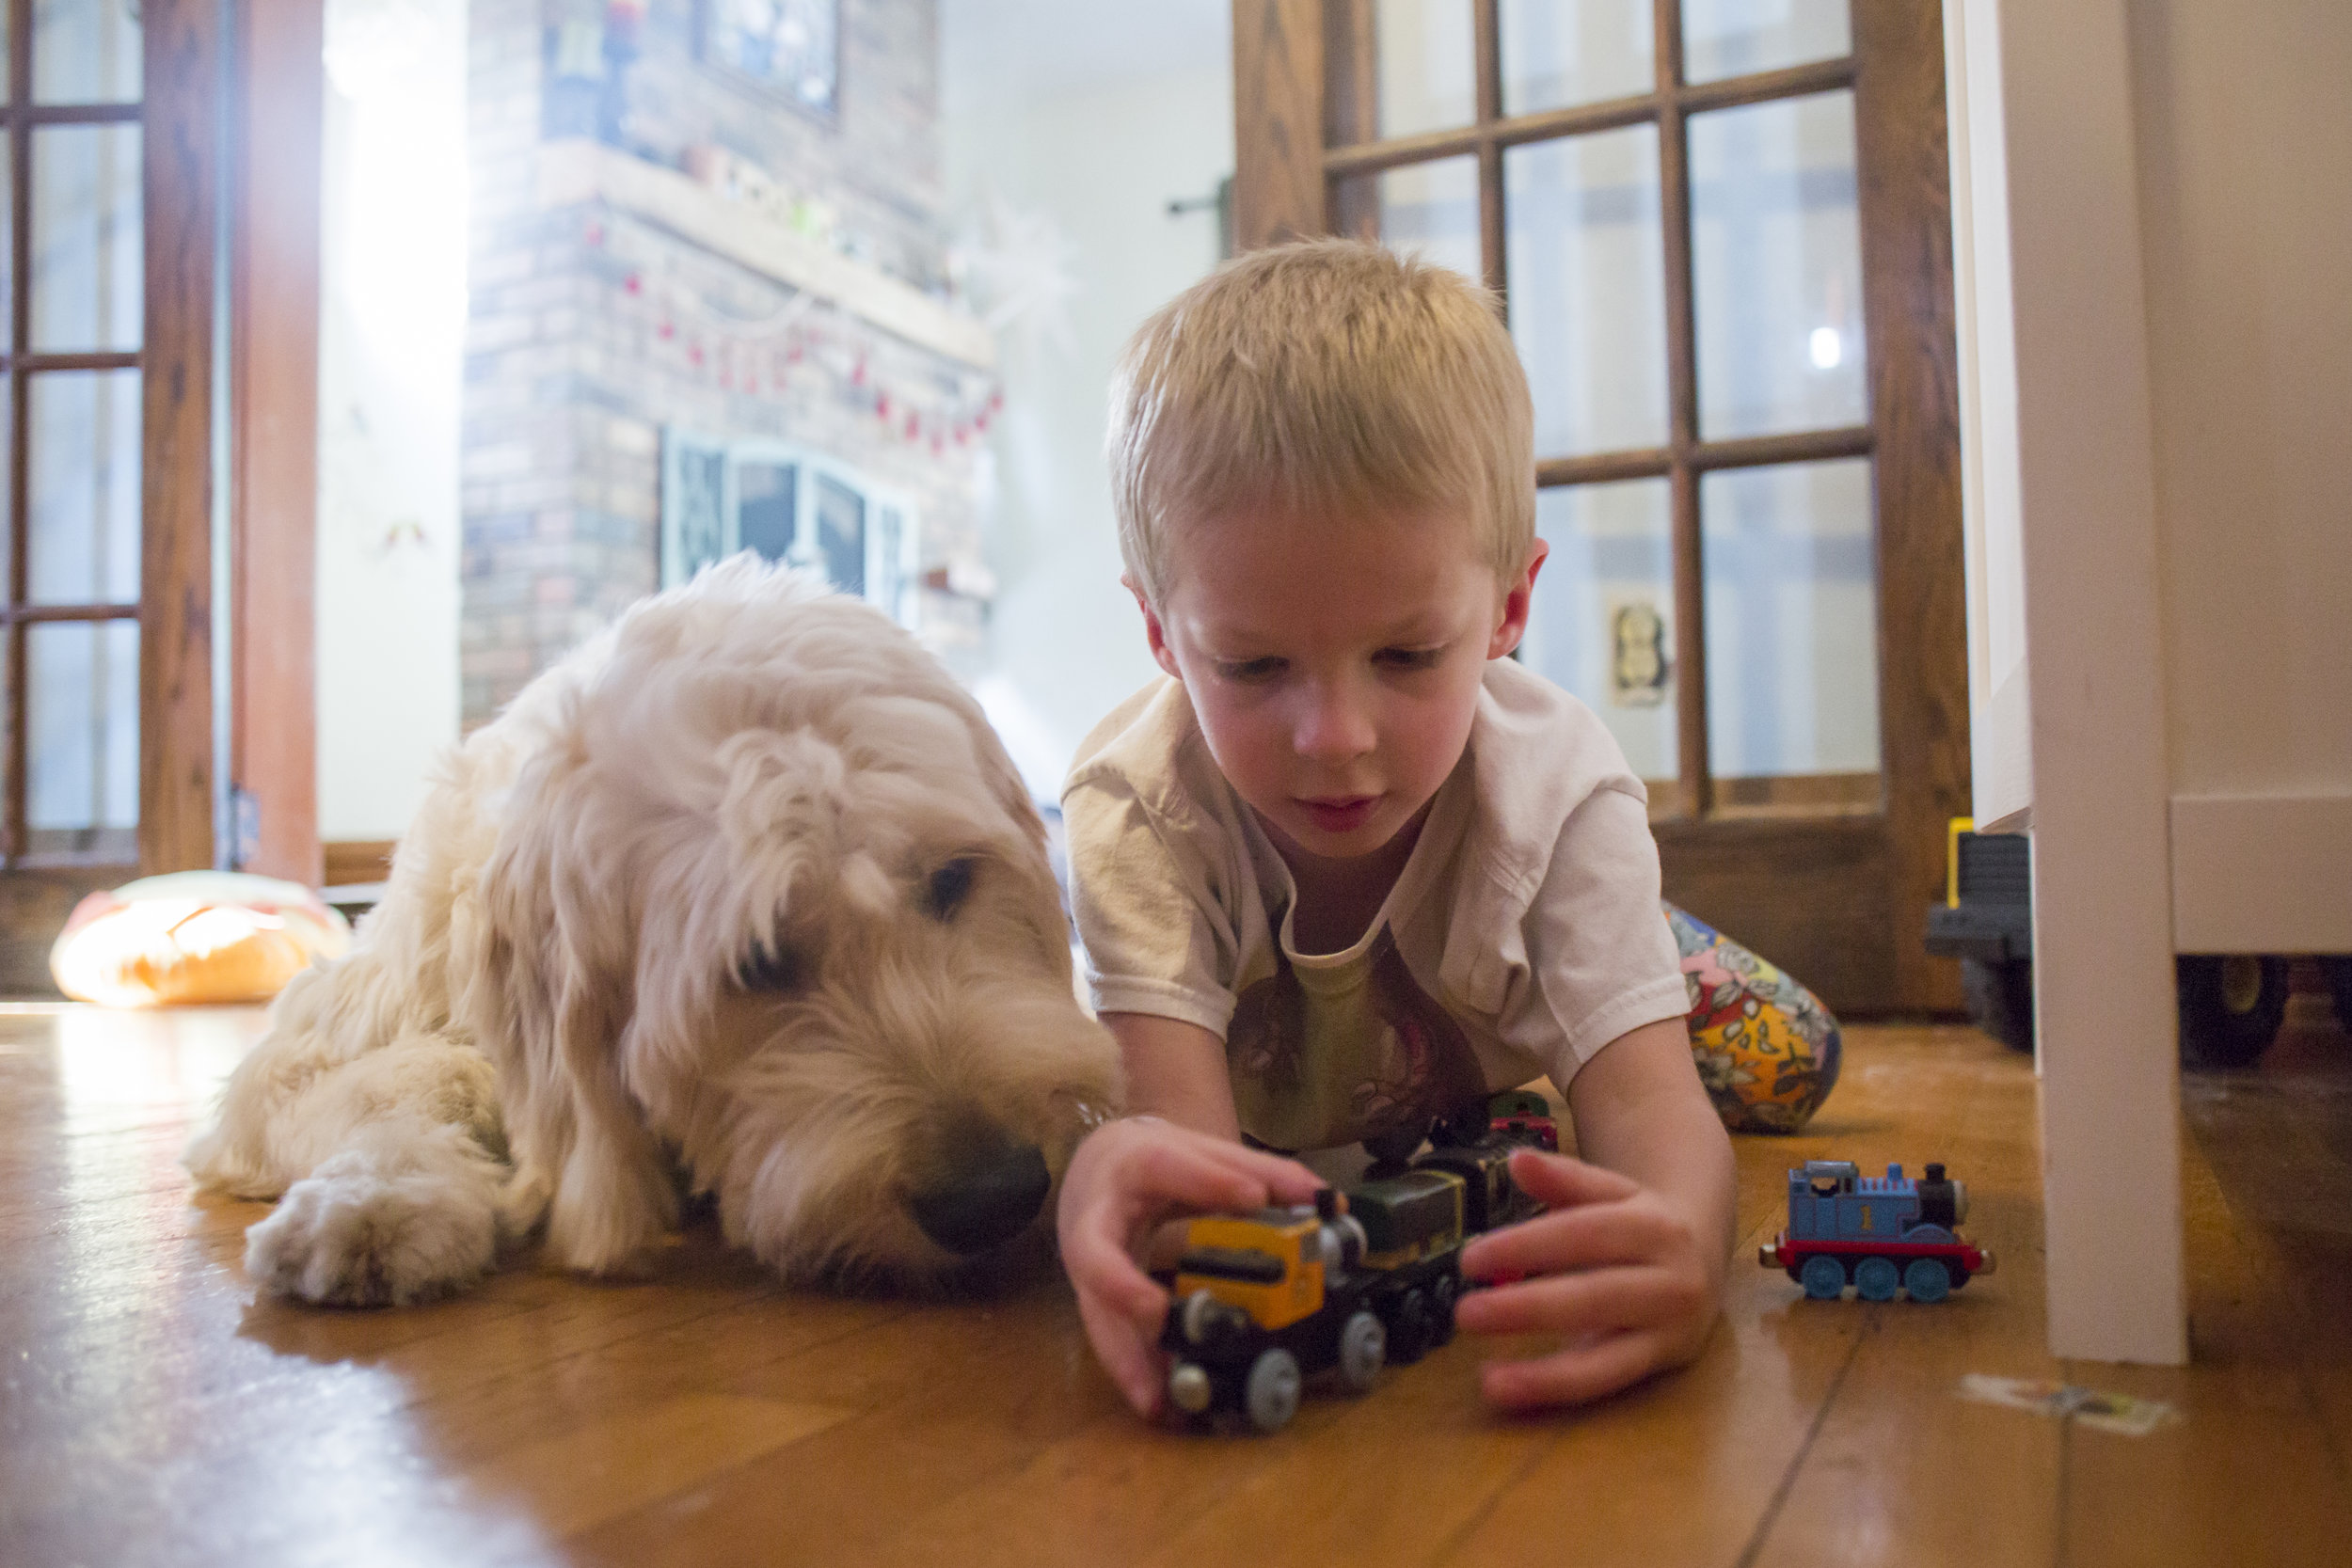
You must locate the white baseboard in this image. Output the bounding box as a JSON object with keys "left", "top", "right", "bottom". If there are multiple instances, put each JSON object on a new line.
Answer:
{"left": 2170, "top": 792, "right": 2352, "bottom": 952}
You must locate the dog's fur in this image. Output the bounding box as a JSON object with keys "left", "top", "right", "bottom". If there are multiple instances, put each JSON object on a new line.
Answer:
{"left": 187, "top": 558, "right": 1121, "bottom": 1305}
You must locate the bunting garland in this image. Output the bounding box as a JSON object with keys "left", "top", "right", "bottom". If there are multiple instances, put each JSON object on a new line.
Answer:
{"left": 580, "top": 213, "right": 1006, "bottom": 451}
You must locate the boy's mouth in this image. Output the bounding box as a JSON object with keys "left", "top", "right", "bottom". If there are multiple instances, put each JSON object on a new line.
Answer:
{"left": 1297, "top": 796, "right": 1380, "bottom": 834}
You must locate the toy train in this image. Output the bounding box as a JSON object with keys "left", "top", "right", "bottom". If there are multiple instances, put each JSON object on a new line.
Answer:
{"left": 1158, "top": 1096, "right": 1555, "bottom": 1433}
{"left": 1758, "top": 1160, "right": 1996, "bottom": 1303}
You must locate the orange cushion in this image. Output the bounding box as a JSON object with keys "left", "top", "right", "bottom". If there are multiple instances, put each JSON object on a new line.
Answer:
{"left": 50, "top": 872, "right": 352, "bottom": 1007}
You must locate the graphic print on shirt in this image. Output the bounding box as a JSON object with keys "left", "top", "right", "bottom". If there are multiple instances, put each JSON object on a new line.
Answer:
{"left": 1226, "top": 925, "right": 1487, "bottom": 1152}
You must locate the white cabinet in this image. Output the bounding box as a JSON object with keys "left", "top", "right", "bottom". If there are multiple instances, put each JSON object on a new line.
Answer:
{"left": 1945, "top": 0, "right": 2352, "bottom": 1366}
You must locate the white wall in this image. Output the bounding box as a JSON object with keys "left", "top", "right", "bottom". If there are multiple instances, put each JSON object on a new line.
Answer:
{"left": 313, "top": 0, "right": 469, "bottom": 842}
{"left": 940, "top": 2, "right": 1232, "bottom": 800}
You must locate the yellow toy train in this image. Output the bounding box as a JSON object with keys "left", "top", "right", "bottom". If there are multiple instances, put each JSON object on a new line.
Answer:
{"left": 1158, "top": 1115, "right": 1549, "bottom": 1433}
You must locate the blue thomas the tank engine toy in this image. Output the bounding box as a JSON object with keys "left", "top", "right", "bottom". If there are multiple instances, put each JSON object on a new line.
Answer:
{"left": 1759, "top": 1160, "right": 1995, "bottom": 1303}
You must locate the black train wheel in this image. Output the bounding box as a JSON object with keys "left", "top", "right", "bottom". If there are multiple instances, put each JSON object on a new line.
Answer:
{"left": 1386, "top": 1288, "right": 1435, "bottom": 1365}
{"left": 2177, "top": 955, "right": 2289, "bottom": 1069}
{"left": 1429, "top": 1273, "right": 1459, "bottom": 1347}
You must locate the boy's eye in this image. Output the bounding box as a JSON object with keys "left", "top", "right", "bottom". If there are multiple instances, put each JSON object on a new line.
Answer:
{"left": 1375, "top": 646, "right": 1445, "bottom": 672}
{"left": 1216, "top": 657, "right": 1285, "bottom": 683}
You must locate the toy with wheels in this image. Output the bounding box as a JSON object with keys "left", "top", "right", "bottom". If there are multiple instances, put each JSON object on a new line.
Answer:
{"left": 1924, "top": 819, "right": 2339, "bottom": 1068}
{"left": 1759, "top": 1160, "right": 1994, "bottom": 1303}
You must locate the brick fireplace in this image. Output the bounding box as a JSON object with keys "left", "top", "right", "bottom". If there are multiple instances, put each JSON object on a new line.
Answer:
{"left": 460, "top": 0, "right": 993, "bottom": 726}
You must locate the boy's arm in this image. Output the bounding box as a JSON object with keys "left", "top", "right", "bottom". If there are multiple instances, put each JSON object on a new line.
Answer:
{"left": 1454, "top": 1015, "right": 1735, "bottom": 1409}
{"left": 1058, "top": 1011, "right": 1321, "bottom": 1416}
{"left": 1560, "top": 1013, "right": 1736, "bottom": 1272}
{"left": 1102, "top": 1012, "right": 1239, "bottom": 1136}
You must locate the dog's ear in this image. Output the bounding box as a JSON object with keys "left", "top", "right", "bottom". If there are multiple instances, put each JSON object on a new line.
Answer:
{"left": 457, "top": 734, "right": 678, "bottom": 1275}
{"left": 956, "top": 701, "right": 1050, "bottom": 857}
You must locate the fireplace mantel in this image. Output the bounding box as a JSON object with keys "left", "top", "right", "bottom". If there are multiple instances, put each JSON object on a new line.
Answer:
{"left": 535, "top": 137, "right": 996, "bottom": 372}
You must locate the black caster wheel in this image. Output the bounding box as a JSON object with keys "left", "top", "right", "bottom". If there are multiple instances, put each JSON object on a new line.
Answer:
{"left": 2176, "top": 955, "right": 2290, "bottom": 1069}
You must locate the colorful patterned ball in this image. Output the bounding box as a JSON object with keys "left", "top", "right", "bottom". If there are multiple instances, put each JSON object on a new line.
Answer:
{"left": 1666, "top": 903, "right": 1843, "bottom": 1134}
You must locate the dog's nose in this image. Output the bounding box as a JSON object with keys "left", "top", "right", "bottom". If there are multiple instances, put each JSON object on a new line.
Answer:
{"left": 907, "top": 1140, "right": 1051, "bottom": 1256}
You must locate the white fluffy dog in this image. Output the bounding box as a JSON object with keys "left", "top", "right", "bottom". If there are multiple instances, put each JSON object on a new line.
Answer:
{"left": 187, "top": 557, "right": 1121, "bottom": 1305}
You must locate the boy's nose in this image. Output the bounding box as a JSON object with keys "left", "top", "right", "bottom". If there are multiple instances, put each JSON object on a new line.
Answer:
{"left": 1294, "top": 681, "right": 1376, "bottom": 762}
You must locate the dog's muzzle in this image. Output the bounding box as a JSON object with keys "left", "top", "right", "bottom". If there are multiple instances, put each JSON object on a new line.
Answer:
{"left": 906, "top": 1137, "right": 1052, "bottom": 1256}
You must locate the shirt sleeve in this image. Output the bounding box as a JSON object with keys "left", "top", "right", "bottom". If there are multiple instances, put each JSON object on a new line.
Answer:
{"left": 1504, "top": 781, "right": 1690, "bottom": 1081}
{"left": 1061, "top": 773, "right": 1241, "bottom": 1037}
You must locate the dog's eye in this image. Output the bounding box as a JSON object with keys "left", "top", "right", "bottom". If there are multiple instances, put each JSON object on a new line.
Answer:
{"left": 923, "top": 858, "right": 978, "bottom": 921}
{"left": 736, "top": 942, "right": 804, "bottom": 993}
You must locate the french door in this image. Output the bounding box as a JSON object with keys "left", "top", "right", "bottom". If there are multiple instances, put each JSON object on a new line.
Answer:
{"left": 1232, "top": 0, "right": 1967, "bottom": 1012}
{"left": 0, "top": 0, "right": 321, "bottom": 991}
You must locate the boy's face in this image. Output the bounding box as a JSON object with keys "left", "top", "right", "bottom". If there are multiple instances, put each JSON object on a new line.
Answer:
{"left": 1135, "top": 506, "right": 1546, "bottom": 865}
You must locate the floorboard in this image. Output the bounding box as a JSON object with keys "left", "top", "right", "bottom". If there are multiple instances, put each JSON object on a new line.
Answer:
{"left": 0, "top": 1005, "right": 2344, "bottom": 1567}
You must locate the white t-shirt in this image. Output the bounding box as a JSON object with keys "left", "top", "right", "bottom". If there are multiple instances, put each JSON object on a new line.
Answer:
{"left": 1062, "top": 660, "right": 1687, "bottom": 1153}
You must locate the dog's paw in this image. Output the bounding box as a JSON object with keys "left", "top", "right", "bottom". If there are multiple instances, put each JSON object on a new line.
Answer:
{"left": 244, "top": 1150, "right": 498, "bottom": 1307}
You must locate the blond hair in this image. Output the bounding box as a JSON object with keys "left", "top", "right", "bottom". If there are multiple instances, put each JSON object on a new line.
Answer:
{"left": 1106, "top": 238, "right": 1534, "bottom": 604}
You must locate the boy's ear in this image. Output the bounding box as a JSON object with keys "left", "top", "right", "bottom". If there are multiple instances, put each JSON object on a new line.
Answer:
{"left": 1124, "top": 573, "right": 1184, "bottom": 681}
{"left": 1487, "top": 539, "right": 1549, "bottom": 660}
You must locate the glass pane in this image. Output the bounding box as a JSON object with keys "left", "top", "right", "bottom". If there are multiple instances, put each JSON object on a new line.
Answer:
{"left": 816, "top": 474, "right": 866, "bottom": 595}
{"left": 1681, "top": 0, "right": 1849, "bottom": 85}
{"left": 1522, "top": 479, "right": 1677, "bottom": 784}
{"left": 29, "top": 370, "right": 142, "bottom": 605}
{"left": 35, "top": 0, "right": 142, "bottom": 104}
{"left": 1703, "top": 458, "right": 1878, "bottom": 783}
{"left": 738, "top": 460, "right": 798, "bottom": 562}
{"left": 1377, "top": 0, "right": 1475, "bottom": 138}
{"left": 27, "top": 619, "right": 140, "bottom": 835}
{"left": 32, "top": 124, "right": 144, "bottom": 353}
{"left": 1505, "top": 125, "right": 1668, "bottom": 457}
{"left": 0, "top": 130, "right": 11, "bottom": 354}
{"left": 1501, "top": 0, "right": 1655, "bottom": 116}
{"left": 1690, "top": 90, "right": 1863, "bottom": 439}
{"left": 1352, "top": 154, "right": 1482, "bottom": 285}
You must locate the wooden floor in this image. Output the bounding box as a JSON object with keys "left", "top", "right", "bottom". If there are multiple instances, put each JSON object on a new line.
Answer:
{"left": 3, "top": 1006, "right": 2347, "bottom": 1568}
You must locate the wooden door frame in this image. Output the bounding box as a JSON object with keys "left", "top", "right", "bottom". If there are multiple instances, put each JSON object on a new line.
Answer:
{"left": 0, "top": 0, "right": 319, "bottom": 992}
{"left": 1231, "top": 0, "right": 1968, "bottom": 1014}
{"left": 141, "top": 0, "right": 322, "bottom": 886}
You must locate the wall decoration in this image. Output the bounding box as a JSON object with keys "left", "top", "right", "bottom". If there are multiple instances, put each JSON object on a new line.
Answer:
{"left": 584, "top": 211, "right": 1003, "bottom": 452}
{"left": 697, "top": 0, "right": 839, "bottom": 119}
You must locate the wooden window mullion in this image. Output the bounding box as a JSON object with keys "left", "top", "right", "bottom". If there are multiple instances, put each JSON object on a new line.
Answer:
{"left": 1470, "top": 0, "right": 1504, "bottom": 302}
{"left": 1653, "top": 0, "right": 1708, "bottom": 819}
{"left": 7, "top": 0, "right": 35, "bottom": 863}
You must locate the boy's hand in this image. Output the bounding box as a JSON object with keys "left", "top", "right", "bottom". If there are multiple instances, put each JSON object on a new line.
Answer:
{"left": 1452, "top": 1148, "right": 1724, "bottom": 1410}
{"left": 1057, "top": 1116, "right": 1326, "bottom": 1418}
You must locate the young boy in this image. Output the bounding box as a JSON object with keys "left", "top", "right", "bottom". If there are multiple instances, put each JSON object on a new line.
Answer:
{"left": 1055, "top": 240, "right": 1734, "bottom": 1418}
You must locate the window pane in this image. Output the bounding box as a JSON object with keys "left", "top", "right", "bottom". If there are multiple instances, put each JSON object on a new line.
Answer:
{"left": 1702, "top": 459, "right": 1878, "bottom": 782}
{"left": 1680, "top": 0, "right": 1849, "bottom": 85}
{"left": 816, "top": 474, "right": 866, "bottom": 595}
{"left": 34, "top": 0, "right": 141, "bottom": 104}
{"left": 1505, "top": 125, "right": 1668, "bottom": 456}
{"left": 1522, "top": 479, "right": 1677, "bottom": 784}
{"left": 1500, "top": 0, "right": 1654, "bottom": 116}
{"left": 1690, "top": 90, "right": 1863, "bottom": 439}
{"left": 738, "top": 461, "right": 798, "bottom": 562}
{"left": 0, "top": 131, "right": 11, "bottom": 353}
{"left": 1348, "top": 154, "right": 1482, "bottom": 286}
{"left": 27, "top": 619, "right": 139, "bottom": 836}
{"left": 29, "top": 369, "right": 140, "bottom": 606}
{"left": 1377, "top": 0, "right": 1475, "bottom": 138}
{"left": 32, "top": 124, "right": 143, "bottom": 353}
{"left": 28, "top": 371, "right": 141, "bottom": 606}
